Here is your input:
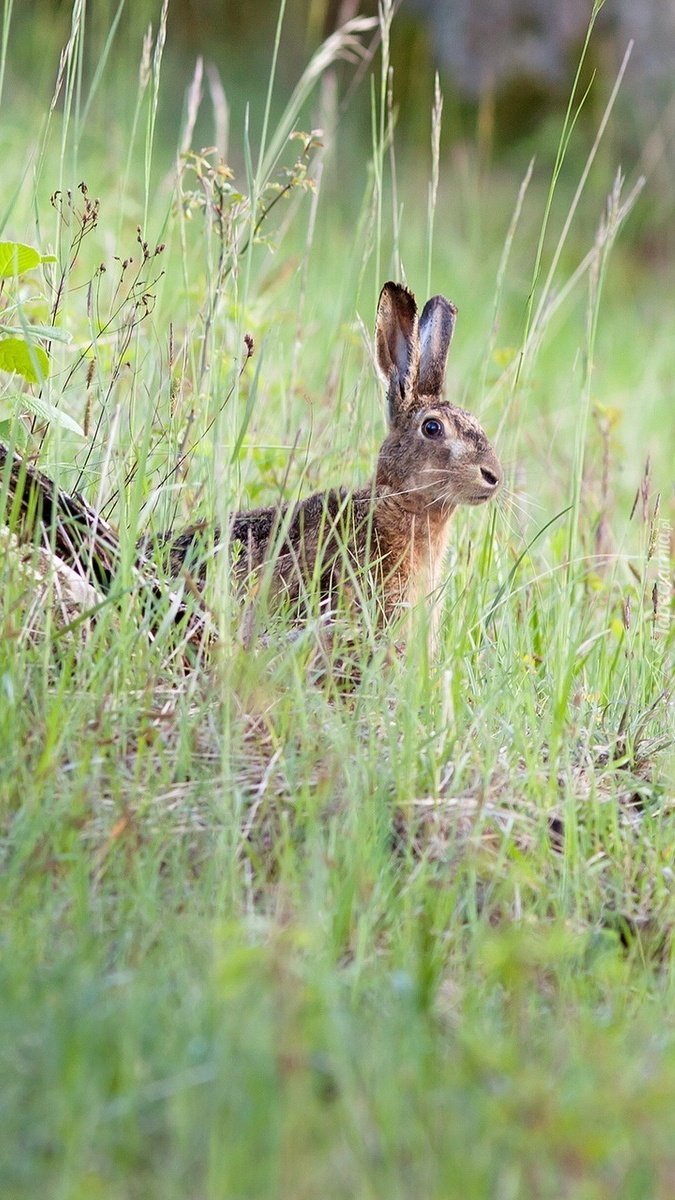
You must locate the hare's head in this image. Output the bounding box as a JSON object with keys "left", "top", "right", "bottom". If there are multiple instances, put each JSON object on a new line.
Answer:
{"left": 374, "top": 282, "right": 502, "bottom": 517}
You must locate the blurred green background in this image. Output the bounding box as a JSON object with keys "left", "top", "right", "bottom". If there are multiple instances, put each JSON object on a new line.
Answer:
{"left": 4, "top": 0, "right": 672, "bottom": 503}
{"left": 6, "top": 0, "right": 674, "bottom": 341}
{"left": 9, "top": 0, "right": 675, "bottom": 245}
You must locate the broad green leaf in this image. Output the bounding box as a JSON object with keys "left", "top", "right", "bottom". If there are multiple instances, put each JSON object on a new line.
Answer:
{"left": 0, "top": 242, "right": 42, "bottom": 277}
{"left": 0, "top": 337, "right": 49, "bottom": 383}
{"left": 4, "top": 391, "right": 84, "bottom": 436}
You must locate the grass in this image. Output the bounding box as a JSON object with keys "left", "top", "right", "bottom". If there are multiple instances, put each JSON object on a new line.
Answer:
{"left": 1, "top": 3, "right": 675, "bottom": 1197}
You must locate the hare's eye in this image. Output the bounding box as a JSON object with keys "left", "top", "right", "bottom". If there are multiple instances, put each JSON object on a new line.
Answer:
{"left": 421, "top": 418, "right": 444, "bottom": 439}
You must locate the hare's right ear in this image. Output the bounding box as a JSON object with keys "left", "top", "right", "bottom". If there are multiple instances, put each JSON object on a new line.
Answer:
{"left": 375, "top": 281, "right": 420, "bottom": 422}
{"left": 417, "top": 295, "right": 457, "bottom": 398}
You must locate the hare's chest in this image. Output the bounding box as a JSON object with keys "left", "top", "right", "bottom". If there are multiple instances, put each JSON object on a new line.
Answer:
{"left": 407, "top": 516, "right": 452, "bottom": 606}
{"left": 371, "top": 499, "right": 453, "bottom": 620}
{"left": 406, "top": 519, "right": 453, "bottom": 654}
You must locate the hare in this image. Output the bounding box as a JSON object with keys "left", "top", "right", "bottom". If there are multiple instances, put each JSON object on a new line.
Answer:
{"left": 0, "top": 282, "right": 501, "bottom": 642}
{"left": 157, "top": 281, "right": 502, "bottom": 642}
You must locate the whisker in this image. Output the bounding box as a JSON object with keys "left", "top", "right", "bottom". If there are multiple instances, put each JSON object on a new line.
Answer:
{"left": 500, "top": 487, "right": 544, "bottom": 515}
{"left": 381, "top": 480, "right": 442, "bottom": 502}
{"left": 497, "top": 496, "right": 534, "bottom": 524}
{"left": 494, "top": 503, "right": 529, "bottom": 541}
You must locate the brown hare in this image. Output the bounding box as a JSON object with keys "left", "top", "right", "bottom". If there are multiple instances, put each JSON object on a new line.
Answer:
{"left": 0, "top": 282, "right": 501, "bottom": 646}
{"left": 156, "top": 281, "right": 502, "bottom": 639}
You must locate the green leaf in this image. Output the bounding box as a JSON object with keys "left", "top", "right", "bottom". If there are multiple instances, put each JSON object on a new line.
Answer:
{"left": 0, "top": 322, "right": 73, "bottom": 344}
{"left": 26, "top": 323, "right": 71, "bottom": 343}
{"left": 0, "top": 337, "right": 49, "bottom": 383}
{"left": 3, "top": 391, "right": 84, "bottom": 436}
{"left": 0, "top": 242, "right": 42, "bottom": 277}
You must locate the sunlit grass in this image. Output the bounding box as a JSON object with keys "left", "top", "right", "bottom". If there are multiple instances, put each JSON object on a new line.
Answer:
{"left": 0, "top": 3, "right": 674, "bottom": 1198}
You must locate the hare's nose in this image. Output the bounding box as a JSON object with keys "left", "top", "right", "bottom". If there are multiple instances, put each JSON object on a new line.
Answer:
{"left": 480, "top": 466, "right": 500, "bottom": 488}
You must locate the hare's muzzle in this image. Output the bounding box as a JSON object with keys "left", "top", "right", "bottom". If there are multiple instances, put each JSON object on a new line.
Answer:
{"left": 480, "top": 464, "right": 501, "bottom": 490}
{"left": 468, "top": 456, "right": 503, "bottom": 505}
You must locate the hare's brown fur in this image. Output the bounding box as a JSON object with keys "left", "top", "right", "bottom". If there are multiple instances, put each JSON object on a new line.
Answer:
{"left": 155, "top": 282, "right": 502, "bottom": 632}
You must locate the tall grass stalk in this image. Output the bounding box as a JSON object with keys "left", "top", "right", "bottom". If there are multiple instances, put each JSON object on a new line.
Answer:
{"left": 143, "top": 0, "right": 169, "bottom": 233}
{"left": 425, "top": 71, "right": 443, "bottom": 298}
{"left": 255, "top": 0, "right": 288, "bottom": 192}
{"left": 529, "top": 40, "right": 634, "bottom": 350}
{"left": 0, "top": 0, "right": 13, "bottom": 111}
{"left": 515, "top": 0, "right": 606, "bottom": 389}
{"left": 56, "top": 0, "right": 86, "bottom": 189}
{"left": 483, "top": 156, "right": 534, "bottom": 420}
{"left": 566, "top": 170, "right": 645, "bottom": 580}
{"left": 372, "top": 0, "right": 395, "bottom": 291}
{"left": 118, "top": 22, "right": 154, "bottom": 242}
{"left": 78, "top": 0, "right": 127, "bottom": 132}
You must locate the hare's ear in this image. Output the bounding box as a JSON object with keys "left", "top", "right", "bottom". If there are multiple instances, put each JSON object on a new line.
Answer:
{"left": 417, "top": 296, "right": 457, "bottom": 398}
{"left": 375, "top": 281, "right": 420, "bottom": 421}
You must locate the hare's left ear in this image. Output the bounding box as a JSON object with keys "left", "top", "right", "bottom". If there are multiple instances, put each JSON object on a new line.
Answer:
{"left": 417, "top": 296, "right": 457, "bottom": 398}
{"left": 375, "top": 281, "right": 420, "bottom": 422}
